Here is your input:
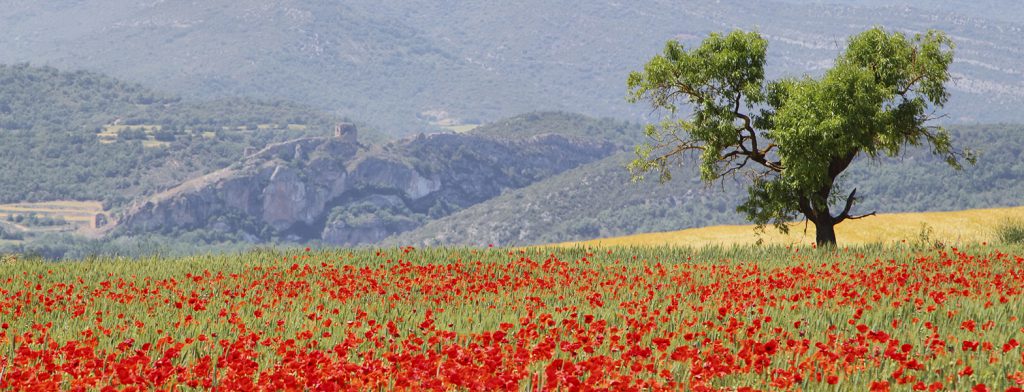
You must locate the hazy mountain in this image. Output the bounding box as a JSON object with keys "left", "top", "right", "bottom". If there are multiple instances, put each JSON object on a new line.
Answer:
{"left": 387, "top": 123, "right": 1024, "bottom": 247}
{"left": 772, "top": 0, "right": 1024, "bottom": 23}
{"left": 2, "top": 1, "right": 1021, "bottom": 131}
{"left": 113, "top": 126, "right": 616, "bottom": 246}
{"left": 0, "top": 64, "right": 371, "bottom": 207}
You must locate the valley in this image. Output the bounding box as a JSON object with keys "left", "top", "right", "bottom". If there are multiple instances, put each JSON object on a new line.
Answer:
{"left": 2, "top": 4, "right": 1024, "bottom": 390}
{"left": 1, "top": 65, "right": 1021, "bottom": 258}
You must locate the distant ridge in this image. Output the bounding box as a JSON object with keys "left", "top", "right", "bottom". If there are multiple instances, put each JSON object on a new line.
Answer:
{"left": 2, "top": 1, "right": 1022, "bottom": 131}
{"left": 388, "top": 124, "right": 1024, "bottom": 247}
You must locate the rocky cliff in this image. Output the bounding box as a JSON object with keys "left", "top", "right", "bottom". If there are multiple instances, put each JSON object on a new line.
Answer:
{"left": 115, "top": 132, "right": 616, "bottom": 245}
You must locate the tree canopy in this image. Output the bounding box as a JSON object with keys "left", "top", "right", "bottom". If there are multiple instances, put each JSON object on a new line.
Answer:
{"left": 627, "top": 27, "right": 974, "bottom": 245}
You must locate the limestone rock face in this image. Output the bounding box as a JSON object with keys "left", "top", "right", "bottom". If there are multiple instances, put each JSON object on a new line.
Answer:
{"left": 116, "top": 132, "right": 615, "bottom": 245}
{"left": 261, "top": 166, "right": 309, "bottom": 230}
{"left": 118, "top": 137, "right": 358, "bottom": 237}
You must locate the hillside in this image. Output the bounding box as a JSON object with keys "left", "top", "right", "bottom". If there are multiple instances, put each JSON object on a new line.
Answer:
{"left": 1, "top": 1, "right": 1022, "bottom": 131}
{"left": 469, "top": 111, "right": 642, "bottom": 148}
{"left": 0, "top": 64, "right": 379, "bottom": 208}
{"left": 388, "top": 124, "right": 1024, "bottom": 246}
{"left": 554, "top": 205, "right": 1024, "bottom": 248}
{"left": 0, "top": 112, "right": 632, "bottom": 258}
{"left": 772, "top": 0, "right": 1023, "bottom": 23}
{"left": 113, "top": 130, "right": 615, "bottom": 246}
{"left": 2, "top": 109, "right": 1022, "bottom": 258}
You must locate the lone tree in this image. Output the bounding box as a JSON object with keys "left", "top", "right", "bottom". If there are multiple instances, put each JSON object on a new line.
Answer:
{"left": 627, "top": 27, "right": 974, "bottom": 246}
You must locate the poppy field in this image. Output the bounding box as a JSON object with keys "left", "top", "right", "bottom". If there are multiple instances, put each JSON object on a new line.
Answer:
{"left": 1, "top": 244, "right": 1024, "bottom": 391}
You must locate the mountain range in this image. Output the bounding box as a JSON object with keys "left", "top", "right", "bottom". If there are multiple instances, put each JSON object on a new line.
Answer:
{"left": 3, "top": 1, "right": 1024, "bottom": 257}
{"left": 387, "top": 119, "right": 1024, "bottom": 246}
{"left": 2, "top": 1, "right": 1022, "bottom": 132}
{"left": 114, "top": 124, "right": 615, "bottom": 245}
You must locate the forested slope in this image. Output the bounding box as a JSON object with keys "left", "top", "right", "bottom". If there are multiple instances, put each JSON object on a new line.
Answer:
{"left": 389, "top": 125, "right": 1024, "bottom": 246}
{"left": 0, "top": 64, "right": 375, "bottom": 207}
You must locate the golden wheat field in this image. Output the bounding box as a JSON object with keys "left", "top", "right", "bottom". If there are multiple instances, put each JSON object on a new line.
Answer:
{"left": 556, "top": 206, "right": 1024, "bottom": 248}
{"left": 0, "top": 200, "right": 106, "bottom": 238}
{"left": 0, "top": 200, "right": 103, "bottom": 225}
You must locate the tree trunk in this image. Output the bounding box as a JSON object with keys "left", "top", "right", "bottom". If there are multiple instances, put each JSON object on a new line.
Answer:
{"left": 814, "top": 217, "right": 837, "bottom": 247}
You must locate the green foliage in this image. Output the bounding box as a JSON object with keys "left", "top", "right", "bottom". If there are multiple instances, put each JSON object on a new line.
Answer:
{"left": 391, "top": 124, "right": 1024, "bottom": 247}
{"left": 11, "top": 213, "right": 68, "bottom": 227}
{"left": 995, "top": 219, "right": 1024, "bottom": 245}
{"left": 0, "top": 63, "right": 175, "bottom": 130}
{"left": 328, "top": 199, "right": 425, "bottom": 230}
{"left": 0, "top": 232, "right": 263, "bottom": 260}
{"left": 0, "top": 64, "right": 379, "bottom": 207}
{"left": 2, "top": 231, "right": 26, "bottom": 241}
{"left": 627, "top": 28, "right": 973, "bottom": 243}
{"left": 470, "top": 111, "right": 642, "bottom": 148}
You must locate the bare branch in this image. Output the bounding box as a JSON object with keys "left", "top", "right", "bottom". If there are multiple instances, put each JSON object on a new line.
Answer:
{"left": 642, "top": 79, "right": 789, "bottom": 184}
{"left": 834, "top": 188, "right": 858, "bottom": 222}
{"left": 845, "top": 211, "right": 877, "bottom": 220}
{"left": 833, "top": 188, "right": 876, "bottom": 224}
{"left": 720, "top": 155, "right": 752, "bottom": 178}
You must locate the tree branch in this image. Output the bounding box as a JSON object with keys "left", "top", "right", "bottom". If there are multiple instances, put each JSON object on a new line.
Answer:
{"left": 646, "top": 81, "right": 787, "bottom": 180}
{"left": 797, "top": 195, "right": 815, "bottom": 221}
{"left": 832, "top": 188, "right": 876, "bottom": 224}
{"left": 731, "top": 88, "right": 761, "bottom": 154}
{"left": 846, "top": 211, "right": 877, "bottom": 220}
{"left": 835, "top": 188, "right": 858, "bottom": 221}
{"left": 828, "top": 151, "right": 858, "bottom": 180}
{"left": 720, "top": 155, "right": 752, "bottom": 178}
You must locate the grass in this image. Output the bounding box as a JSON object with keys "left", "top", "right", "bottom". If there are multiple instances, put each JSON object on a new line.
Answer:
{"left": 1, "top": 243, "right": 1023, "bottom": 389}
{"left": 0, "top": 200, "right": 105, "bottom": 234}
{"left": 98, "top": 123, "right": 309, "bottom": 146}
{"left": 250, "top": 123, "right": 306, "bottom": 131}
{"left": 99, "top": 124, "right": 162, "bottom": 135}
{"left": 141, "top": 140, "right": 170, "bottom": 148}
{"left": 0, "top": 200, "right": 102, "bottom": 209}
{"left": 996, "top": 218, "right": 1024, "bottom": 244}
{"left": 442, "top": 124, "right": 480, "bottom": 133}
{"left": 0, "top": 200, "right": 102, "bottom": 216}
{"left": 555, "top": 205, "right": 1024, "bottom": 248}
{"left": 97, "top": 124, "right": 170, "bottom": 147}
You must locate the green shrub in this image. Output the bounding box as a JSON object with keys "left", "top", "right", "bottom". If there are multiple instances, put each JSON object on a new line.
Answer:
{"left": 995, "top": 218, "right": 1024, "bottom": 244}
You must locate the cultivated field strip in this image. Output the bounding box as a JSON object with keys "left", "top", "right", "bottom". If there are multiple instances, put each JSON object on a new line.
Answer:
{"left": 1, "top": 244, "right": 1022, "bottom": 390}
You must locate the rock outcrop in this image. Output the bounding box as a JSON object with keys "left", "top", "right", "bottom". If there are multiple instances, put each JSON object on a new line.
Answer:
{"left": 116, "top": 132, "right": 615, "bottom": 246}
